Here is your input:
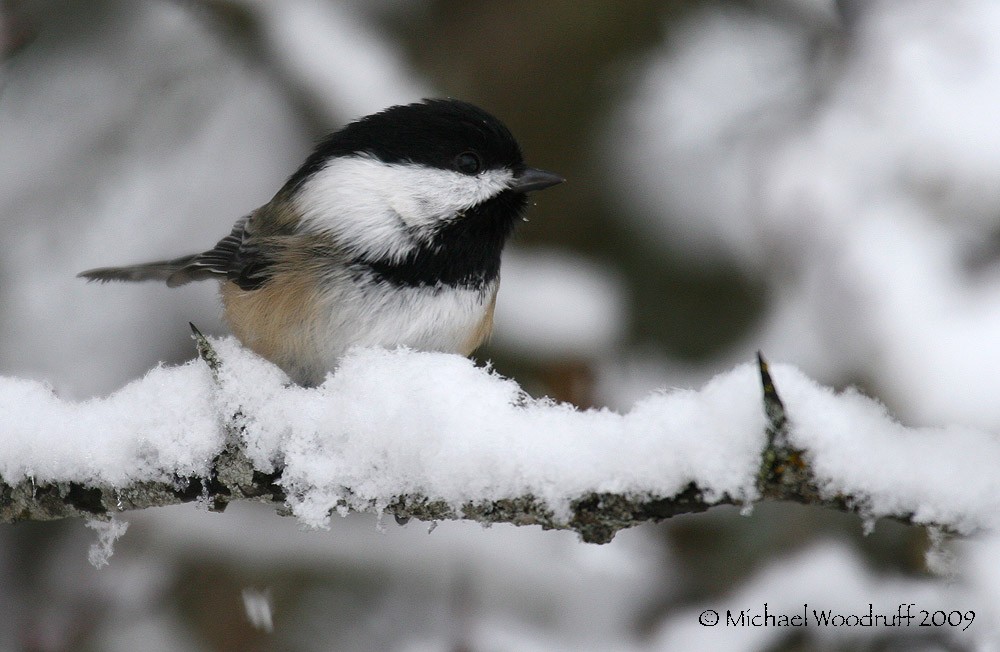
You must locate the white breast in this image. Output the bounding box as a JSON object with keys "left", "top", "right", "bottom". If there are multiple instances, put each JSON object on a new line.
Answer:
{"left": 308, "top": 278, "right": 497, "bottom": 383}
{"left": 221, "top": 272, "right": 497, "bottom": 387}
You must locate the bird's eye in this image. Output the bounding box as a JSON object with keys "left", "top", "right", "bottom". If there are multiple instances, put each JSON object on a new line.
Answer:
{"left": 454, "top": 151, "right": 483, "bottom": 175}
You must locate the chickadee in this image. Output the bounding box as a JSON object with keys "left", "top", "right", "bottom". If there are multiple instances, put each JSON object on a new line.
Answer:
{"left": 79, "top": 99, "right": 564, "bottom": 386}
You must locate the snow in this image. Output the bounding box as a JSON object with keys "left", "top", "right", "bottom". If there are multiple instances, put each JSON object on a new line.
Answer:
{"left": 206, "top": 338, "right": 766, "bottom": 527}
{"left": 5, "top": 0, "right": 1000, "bottom": 647}
{"left": 1, "top": 337, "right": 753, "bottom": 524}
{"left": 776, "top": 364, "right": 1000, "bottom": 533}
{"left": 2, "top": 338, "right": 999, "bottom": 538}
{"left": 0, "top": 361, "right": 219, "bottom": 485}
{"left": 611, "top": 0, "right": 1000, "bottom": 430}
{"left": 590, "top": 2, "right": 1000, "bottom": 641}
{"left": 85, "top": 517, "right": 130, "bottom": 569}
{"left": 241, "top": 587, "right": 274, "bottom": 633}
{"left": 0, "top": 0, "right": 305, "bottom": 397}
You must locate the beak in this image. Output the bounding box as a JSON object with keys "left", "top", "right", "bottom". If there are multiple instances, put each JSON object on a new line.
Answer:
{"left": 510, "top": 167, "right": 565, "bottom": 193}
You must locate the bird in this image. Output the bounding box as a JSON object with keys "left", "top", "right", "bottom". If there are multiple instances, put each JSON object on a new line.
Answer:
{"left": 79, "top": 98, "right": 564, "bottom": 386}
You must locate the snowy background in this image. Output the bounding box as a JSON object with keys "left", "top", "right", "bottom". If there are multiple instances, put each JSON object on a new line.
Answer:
{"left": 3, "top": 0, "right": 1000, "bottom": 649}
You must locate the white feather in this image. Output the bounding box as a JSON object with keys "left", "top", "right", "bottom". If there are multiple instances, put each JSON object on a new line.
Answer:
{"left": 294, "top": 155, "right": 513, "bottom": 262}
{"left": 294, "top": 274, "right": 497, "bottom": 385}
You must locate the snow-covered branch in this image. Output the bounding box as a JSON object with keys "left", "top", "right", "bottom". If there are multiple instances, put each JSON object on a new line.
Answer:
{"left": 1, "top": 330, "right": 998, "bottom": 543}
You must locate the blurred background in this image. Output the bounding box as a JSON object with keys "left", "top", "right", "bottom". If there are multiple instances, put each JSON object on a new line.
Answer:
{"left": 3, "top": 0, "right": 1000, "bottom": 649}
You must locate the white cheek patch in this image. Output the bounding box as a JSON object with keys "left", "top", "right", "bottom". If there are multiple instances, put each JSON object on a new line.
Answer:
{"left": 294, "top": 155, "right": 513, "bottom": 262}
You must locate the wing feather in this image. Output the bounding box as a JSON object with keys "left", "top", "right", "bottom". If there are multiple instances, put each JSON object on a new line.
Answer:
{"left": 167, "top": 213, "right": 275, "bottom": 290}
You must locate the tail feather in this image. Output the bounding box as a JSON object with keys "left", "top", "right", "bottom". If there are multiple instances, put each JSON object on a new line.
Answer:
{"left": 78, "top": 254, "right": 203, "bottom": 285}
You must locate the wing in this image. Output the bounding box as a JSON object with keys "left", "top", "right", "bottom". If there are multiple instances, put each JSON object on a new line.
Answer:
{"left": 167, "top": 212, "right": 277, "bottom": 290}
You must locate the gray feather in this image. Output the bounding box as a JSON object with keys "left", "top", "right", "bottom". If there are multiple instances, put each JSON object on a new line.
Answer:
{"left": 78, "top": 255, "right": 203, "bottom": 284}
{"left": 77, "top": 213, "right": 278, "bottom": 289}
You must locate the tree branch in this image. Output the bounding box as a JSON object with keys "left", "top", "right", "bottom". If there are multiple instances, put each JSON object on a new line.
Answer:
{"left": 0, "top": 333, "right": 959, "bottom": 543}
